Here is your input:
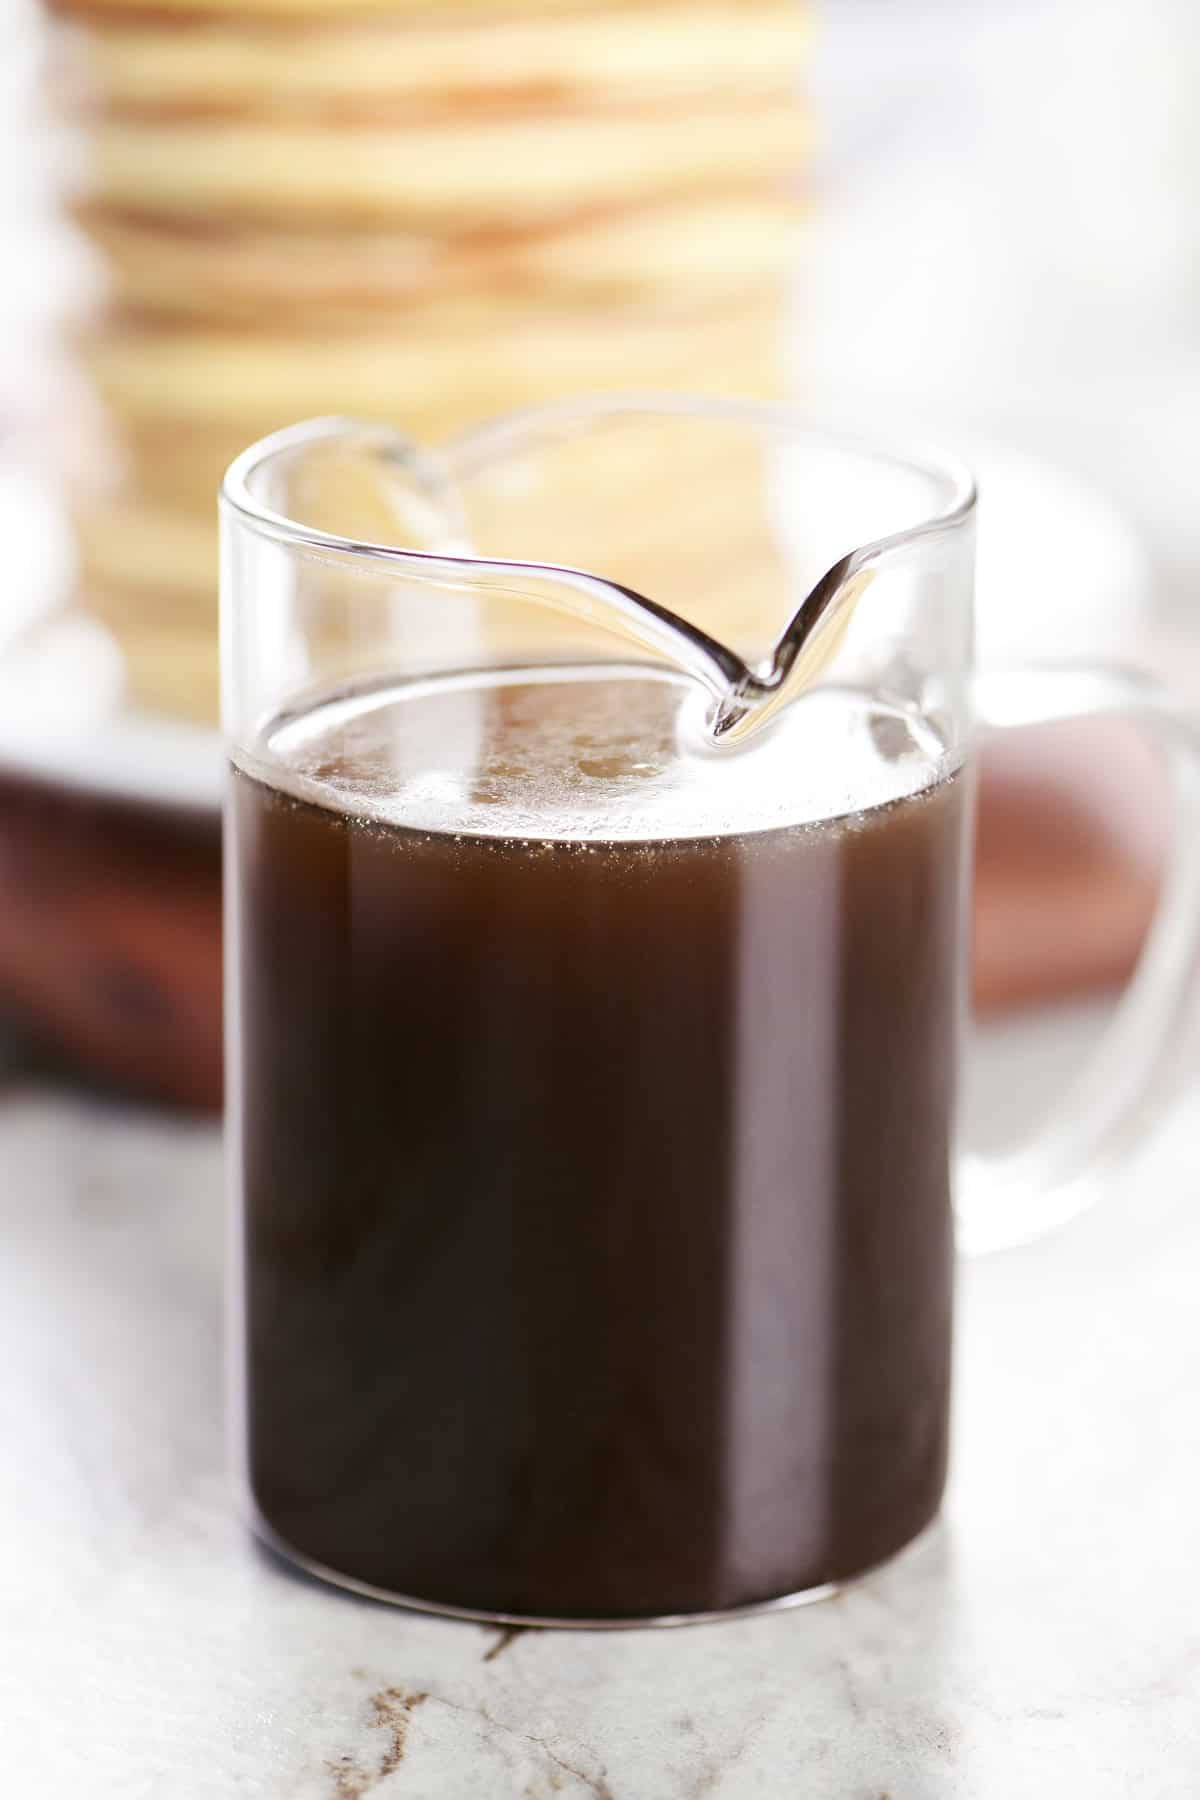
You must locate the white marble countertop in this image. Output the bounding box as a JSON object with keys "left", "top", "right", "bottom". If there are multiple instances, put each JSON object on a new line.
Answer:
{"left": 3, "top": 1008, "right": 1199, "bottom": 1798}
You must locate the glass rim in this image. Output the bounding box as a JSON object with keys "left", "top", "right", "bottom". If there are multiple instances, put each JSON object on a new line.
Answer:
{"left": 219, "top": 392, "right": 978, "bottom": 575}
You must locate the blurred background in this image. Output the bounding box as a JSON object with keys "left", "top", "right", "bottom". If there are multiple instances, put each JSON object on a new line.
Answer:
{"left": 0, "top": 0, "right": 1196, "bottom": 1109}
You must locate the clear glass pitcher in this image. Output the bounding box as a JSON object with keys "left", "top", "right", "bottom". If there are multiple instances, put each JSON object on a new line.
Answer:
{"left": 221, "top": 396, "right": 1200, "bottom": 1625}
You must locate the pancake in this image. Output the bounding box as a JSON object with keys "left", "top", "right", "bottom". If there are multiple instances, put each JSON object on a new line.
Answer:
{"left": 75, "top": 495, "right": 217, "bottom": 601}
{"left": 85, "top": 101, "right": 808, "bottom": 225}
{"left": 51, "top": 0, "right": 735, "bottom": 22}
{"left": 84, "top": 596, "right": 219, "bottom": 721}
{"left": 62, "top": 5, "right": 809, "bottom": 116}
{"left": 87, "top": 578, "right": 214, "bottom": 632}
{"left": 58, "top": 0, "right": 809, "bottom": 728}
{"left": 79, "top": 191, "right": 801, "bottom": 323}
{"left": 108, "top": 421, "right": 285, "bottom": 515}
{"left": 83, "top": 296, "right": 784, "bottom": 432}
{"left": 121, "top": 632, "right": 219, "bottom": 722}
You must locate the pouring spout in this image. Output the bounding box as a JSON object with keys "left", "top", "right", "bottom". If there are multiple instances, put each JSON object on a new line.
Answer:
{"left": 702, "top": 562, "right": 879, "bottom": 748}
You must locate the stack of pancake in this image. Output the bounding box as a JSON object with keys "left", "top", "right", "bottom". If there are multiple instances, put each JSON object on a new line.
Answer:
{"left": 51, "top": 0, "right": 810, "bottom": 720}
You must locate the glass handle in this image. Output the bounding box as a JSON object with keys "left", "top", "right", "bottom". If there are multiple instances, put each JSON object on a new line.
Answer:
{"left": 958, "top": 665, "right": 1200, "bottom": 1253}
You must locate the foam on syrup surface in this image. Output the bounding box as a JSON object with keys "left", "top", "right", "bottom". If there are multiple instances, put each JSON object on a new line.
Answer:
{"left": 251, "top": 663, "right": 954, "bottom": 844}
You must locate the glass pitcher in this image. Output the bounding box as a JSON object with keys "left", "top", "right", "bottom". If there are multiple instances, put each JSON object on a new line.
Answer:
{"left": 221, "top": 397, "right": 1200, "bottom": 1625}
